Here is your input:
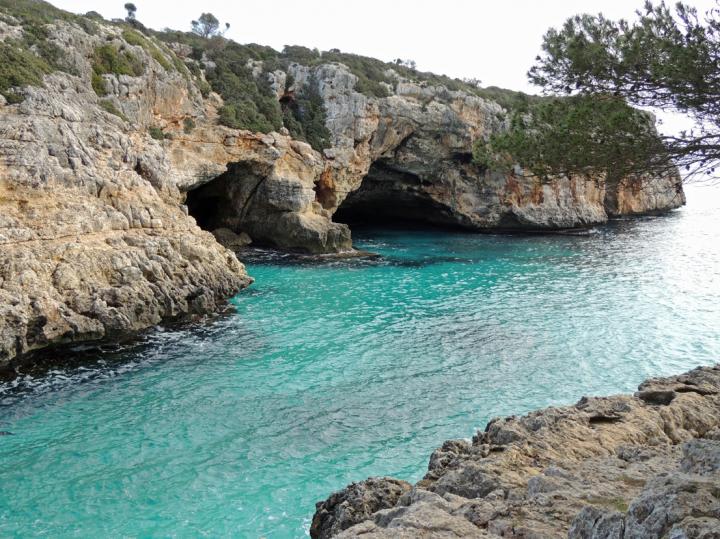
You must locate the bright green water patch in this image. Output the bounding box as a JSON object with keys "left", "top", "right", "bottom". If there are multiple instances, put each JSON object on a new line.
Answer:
{"left": 1, "top": 186, "right": 719, "bottom": 537}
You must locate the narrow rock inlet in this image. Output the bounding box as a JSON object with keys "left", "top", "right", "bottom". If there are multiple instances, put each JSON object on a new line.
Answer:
{"left": 312, "top": 365, "right": 720, "bottom": 538}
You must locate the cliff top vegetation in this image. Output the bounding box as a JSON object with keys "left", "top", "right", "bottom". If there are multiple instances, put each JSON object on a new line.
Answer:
{"left": 0, "top": 0, "right": 535, "bottom": 152}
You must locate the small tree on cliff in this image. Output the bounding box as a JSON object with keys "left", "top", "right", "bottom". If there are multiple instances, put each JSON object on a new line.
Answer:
{"left": 479, "top": 1, "right": 720, "bottom": 181}
{"left": 191, "top": 13, "right": 230, "bottom": 38}
{"left": 394, "top": 58, "right": 417, "bottom": 70}
{"left": 124, "top": 3, "right": 136, "bottom": 21}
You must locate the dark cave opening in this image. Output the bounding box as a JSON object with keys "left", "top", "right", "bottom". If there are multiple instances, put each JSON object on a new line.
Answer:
{"left": 185, "top": 170, "right": 235, "bottom": 232}
{"left": 333, "top": 160, "right": 466, "bottom": 230}
{"left": 185, "top": 163, "right": 263, "bottom": 234}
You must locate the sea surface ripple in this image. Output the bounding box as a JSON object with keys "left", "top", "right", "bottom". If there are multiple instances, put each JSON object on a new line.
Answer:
{"left": 1, "top": 185, "right": 719, "bottom": 538}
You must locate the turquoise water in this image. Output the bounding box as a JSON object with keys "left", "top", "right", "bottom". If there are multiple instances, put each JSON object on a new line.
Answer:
{"left": 1, "top": 186, "right": 719, "bottom": 538}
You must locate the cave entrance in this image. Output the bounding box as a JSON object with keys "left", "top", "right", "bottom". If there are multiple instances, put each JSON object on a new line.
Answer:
{"left": 185, "top": 162, "right": 267, "bottom": 237}
{"left": 333, "top": 160, "right": 463, "bottom": 230}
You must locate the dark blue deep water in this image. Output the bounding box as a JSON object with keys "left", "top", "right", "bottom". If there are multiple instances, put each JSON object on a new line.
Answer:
{"left": 1, "top": 185, "right": 719, "bottom": 537}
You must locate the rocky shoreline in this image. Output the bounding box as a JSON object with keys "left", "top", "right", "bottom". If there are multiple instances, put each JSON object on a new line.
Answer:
{"left": 311, "top": 364, "right": 720, "bottom": 538}
{"left": 0, "top": 3, "right": 685, "bottom": 365}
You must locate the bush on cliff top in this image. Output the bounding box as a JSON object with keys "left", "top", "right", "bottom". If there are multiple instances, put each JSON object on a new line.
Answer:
{"left": 0, "top": 41, "right": 51, "bottom": 103}
{"left": 153, "top": 29, "right": 537, "bottom": 114}
{"left": 208, "top": 43, "right": 284, "bottom": 133}
{"left": 0, "top": 0, "right": 77, "bottom": 101}
{"left": 0, "top": 0, "right": 533, "bottom": 151}
{"left": 0, "top": 0, "right": 97, "bottom": 40}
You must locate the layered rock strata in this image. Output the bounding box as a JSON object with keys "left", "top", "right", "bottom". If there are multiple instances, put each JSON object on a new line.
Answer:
{"left": 312, "top": 365, "right": 720, "bottom": 538}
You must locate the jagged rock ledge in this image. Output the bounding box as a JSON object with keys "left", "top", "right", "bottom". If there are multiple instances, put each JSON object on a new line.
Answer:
{"left": 311, "top": 364, "right": 720, "bottom": 538}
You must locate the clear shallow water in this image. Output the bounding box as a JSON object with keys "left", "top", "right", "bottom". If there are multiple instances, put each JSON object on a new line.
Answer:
{"left": 2, "top": 186, "right": 719, "bottom": 538}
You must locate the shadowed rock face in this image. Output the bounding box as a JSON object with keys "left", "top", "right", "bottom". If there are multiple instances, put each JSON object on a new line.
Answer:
{"left": 0, "top": 8, "right": 685, "bottom": 363}
{"left": 310, "top": 478, "right": 413, "bottom": 539}
{"left": 185, "top": 161, "right": 351, "bottom": 253}
{"left": 333, "top": 161, "right": 465, "bottom": 228}
{"left": 311, "top": 365, "right": 720, "bottom": 538}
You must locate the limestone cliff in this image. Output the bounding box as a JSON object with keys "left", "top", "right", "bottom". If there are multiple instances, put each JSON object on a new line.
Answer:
{"left": 187, "top": 62, "right": 685, "bottom": 246}
{"left": 311, "top": 365, "right": 720, "bottom": 538}
{"left": 0, "top": 12, "right": 259, "bottom": 366}
{"left": 0, "top": 4, "right": 685, "bottom": 365}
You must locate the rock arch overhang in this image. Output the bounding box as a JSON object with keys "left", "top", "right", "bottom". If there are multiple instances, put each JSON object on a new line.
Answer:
{"left": 175, "top": 120, "right": 685, "bottom": 256}
{"left": 332, "top": 159, "right": 471, "bottom": 229}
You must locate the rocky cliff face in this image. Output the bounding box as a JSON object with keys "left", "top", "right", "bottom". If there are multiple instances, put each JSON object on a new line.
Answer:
{"left": 0, "top": 15, "right": 258, "bottom": 366}
{"left": 311, "top": 365, "right": 720, "bottom": 538}
{"left": 184, "top": 60, "right": 685, "bottom": 249}
{"left": 0, "top": 7, "right": 685, "bottom": 365}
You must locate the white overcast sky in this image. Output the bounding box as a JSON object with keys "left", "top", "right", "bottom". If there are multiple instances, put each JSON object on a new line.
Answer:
{"left": 53, "top": 0, "right": 716, "bottom": 134}
{"left": 52, "top": 0, "right": 715, "bottom": 92}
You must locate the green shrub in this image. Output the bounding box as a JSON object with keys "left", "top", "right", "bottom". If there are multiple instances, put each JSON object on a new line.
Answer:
{"left": 98, "top": 98, "right": 128, "bottom": 121}
{"left": 0, "top": 1, "right": 76, "bottom": 101}
{"left": 0, "top": 41, "right": 51, "bottom": 103}
{"left": 20, "top": 21, "right": 63, "bottom": 66}
{"left": 0, "top": 0, "right": 98, "bottom": 37}
{"left": 281, "top": 45, "right": 320, "bottom": 65}
{"left": 186, "top": 62, "right": 211, "bottom": 95}
{"left": 197, "top": 78, "right": 211, "bottom": 97}
{"left": 122, "top": 29, "right": 172, "bottom": 71}
{"left": 183, "top": 117, "right": 195, "bottom": 133}
{"left": 208, "top": 46, "right": 283, "bottom": 133}
{"left": 148, "top": 24, "right": 538, "bottom": 142}
{"left": 171, "top": 54, "right": 189, "bottom": 77}
{"left": 317, "top": 50, "right": 392, "bottom": 97}
{"left": 0, "top": 0, "right": 74, "bottom": 24}
{"left": 218, "top": 102, "right": 276, "bottom": 132}
{"left": 283, "top": 75, "right": 331, "bottom": 151}
{"left": 92, "top": 44, "right": 144, "bottom": 77}
{"left": 91, "top": 71, "right": 107, "bottom": 96}
{"left": 148, "top": 126, "right": 166, "bottom": 140}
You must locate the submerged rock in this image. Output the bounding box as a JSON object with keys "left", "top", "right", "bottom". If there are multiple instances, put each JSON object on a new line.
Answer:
{"left": 312, "top": 365, "right": 720, "bottom": 538}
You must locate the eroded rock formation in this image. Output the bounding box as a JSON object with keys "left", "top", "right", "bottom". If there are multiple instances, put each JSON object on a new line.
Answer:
{"left": 0, "top": 17, "right": 259, "bottom": 366}
{"left": 0, "top": 7, "right": 685, "bottom": 364}
{"left": 311, "top": 365, "right": 720, "bottom": 538}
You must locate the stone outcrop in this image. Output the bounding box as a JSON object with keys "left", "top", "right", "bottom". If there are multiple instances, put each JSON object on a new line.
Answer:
{"left": 0, "top": 6, "right": 685, "bottom": 364}
{"left": 311, "top": 365, "right": 720, "bottom": 538}
{"left": 310, "top": 477, "right": 413, "bottom": 539}
{"left": 178, "top": 52, "right": 686, "bottom": 253}
{"left": 295, "top": 66, "right": 685, "bottom": 232}
{"left": 0, "top": 16, "right": 258, "bottom": 366}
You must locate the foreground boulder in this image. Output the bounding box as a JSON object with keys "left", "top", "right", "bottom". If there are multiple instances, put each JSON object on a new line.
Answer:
{"left": 312, "top": 365, "right": 720, "bottom": 538}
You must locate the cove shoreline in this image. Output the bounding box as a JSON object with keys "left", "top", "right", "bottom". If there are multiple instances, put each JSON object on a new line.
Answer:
{"left": 311, "top": 363, "right": 720, "bottom": 538}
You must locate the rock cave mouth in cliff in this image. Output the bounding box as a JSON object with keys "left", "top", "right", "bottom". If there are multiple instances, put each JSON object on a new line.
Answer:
{"left": 185, "top": 169, "right": 237, "bottom": 233}
{"left": 184, "top": 162, "right": 270, "bottom": 239}
{"left": 333, "top": 161, "right": 467, "bottom": 230}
